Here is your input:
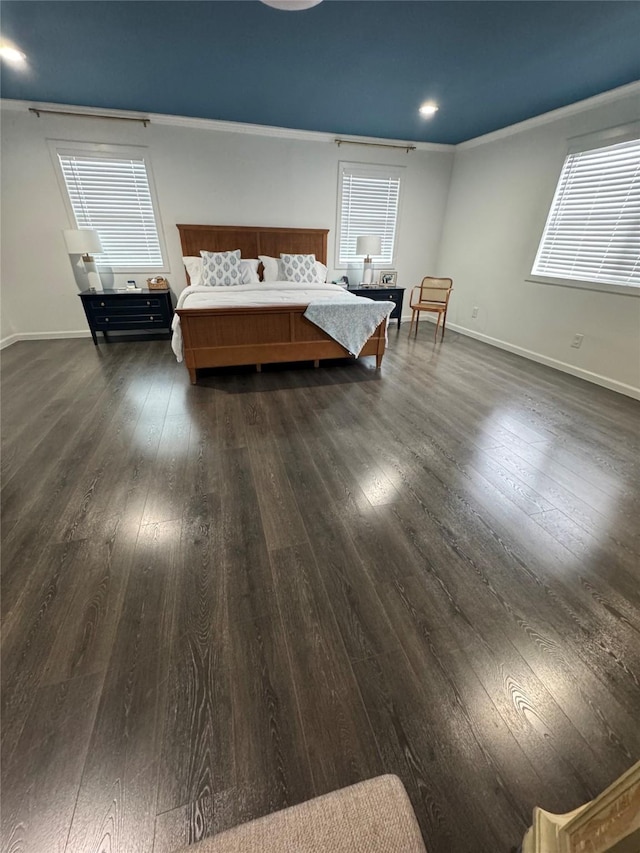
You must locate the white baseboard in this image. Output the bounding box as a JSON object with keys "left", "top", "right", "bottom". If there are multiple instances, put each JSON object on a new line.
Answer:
{"left": 0, "top": 334, "right": 20, "bottom": 350}
{"left": 444, "top": 321, "right": 640, "bottom": 400}
{"left": 1, "top": 330, "right": 92, "bottom": 350}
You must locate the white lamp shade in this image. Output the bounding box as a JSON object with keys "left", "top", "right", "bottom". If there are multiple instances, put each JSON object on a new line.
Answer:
{"left": 63, "top": 228, "right": 102, "bottom": 255}
{"left": 356, "top": 235, "right": 382, "bottom": 257}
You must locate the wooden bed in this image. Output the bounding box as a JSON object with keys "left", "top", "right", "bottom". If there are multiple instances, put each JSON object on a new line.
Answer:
{"left": 176, "top": 224, "right": 387, "bottom": 384}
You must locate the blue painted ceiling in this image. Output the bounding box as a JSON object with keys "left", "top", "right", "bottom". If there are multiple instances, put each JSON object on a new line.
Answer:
{"left": 2, "top": 1, "right": 639, "bottom": 144}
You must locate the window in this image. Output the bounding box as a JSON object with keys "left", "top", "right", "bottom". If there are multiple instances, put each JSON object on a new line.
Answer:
{"left": 337, "top": 163, "right": 402, "bottom": 267}
{"left": 532, "top": 136, "right": 640, "bottom": 289}
{"left": 58, "top": 149, "right": 164, "bottom": 270}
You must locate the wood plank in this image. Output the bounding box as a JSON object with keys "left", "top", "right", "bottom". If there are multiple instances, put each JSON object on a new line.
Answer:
{"left": 40, "top": 514, "right": 137, "bottom": 686}
{"left": 268, "top": 544, "right": 384, "bottom": 795}
{"left": 219, "top": 447, "right": 280, "bottom": 625}
{"left": 156, "top": 512, "right": 231, "bottom": 813}
{"left": 1, "top": 540, "right": 91, "bottom": 768}
{"left": 1, "top": 673, "right": 104, "bottom": 853}
{"left": 64, "top": 520, "right": 180, "bottom": 853}
{"left": 153, "top": 790, "right": 236, "bottom": 853}
{"left": 141, "top": 415, "right": 192, "bottom": 524}
{"left": 246, "top": 433, "right": 308, "bottom": 551}
{"left": 226, "top": 612, "right": 314, "bottom": 824}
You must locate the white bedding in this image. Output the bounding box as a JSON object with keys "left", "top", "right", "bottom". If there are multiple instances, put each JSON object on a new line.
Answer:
{"left": 171, "top": 282, "right": 368, "bottom": 361}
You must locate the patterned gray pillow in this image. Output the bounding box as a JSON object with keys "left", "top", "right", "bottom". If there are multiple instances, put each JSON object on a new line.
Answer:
{"left": 200, "top": 250, "right": 243, "bottom": 286}
{"left": 280, "top": 253, "right": 318, "bottom": 284}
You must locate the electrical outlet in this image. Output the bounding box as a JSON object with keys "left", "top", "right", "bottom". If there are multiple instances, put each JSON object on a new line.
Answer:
{"left": 472, "top": 306, "right": 479, "bottom": 319}
{"left": 571, "top": 333, "right": 584, "bottom": 348}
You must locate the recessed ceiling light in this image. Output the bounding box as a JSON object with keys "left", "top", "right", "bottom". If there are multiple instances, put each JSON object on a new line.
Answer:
{"left": 419, "top": 102, "right": 439, "bottom": 118}
{"left": 0, "top": 45, "right": 26, "bottom": 65}
{"left": 261, "top": 0, "right": 323, "bottom": 9}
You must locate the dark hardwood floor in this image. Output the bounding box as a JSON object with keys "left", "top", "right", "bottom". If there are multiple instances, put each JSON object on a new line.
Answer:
{"left": 2, "top": 329, "right": 639, "bottom": 853}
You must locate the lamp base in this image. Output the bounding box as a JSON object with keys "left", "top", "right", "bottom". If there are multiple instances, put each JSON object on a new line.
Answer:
{"left": 85, "top": 261, "right": 103, "bottom": 292}
{"left": 362, "top": 261, "right": 373, "bottom": 285}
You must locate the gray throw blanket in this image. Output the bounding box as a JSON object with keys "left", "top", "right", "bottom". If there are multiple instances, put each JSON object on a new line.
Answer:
{"left": 304, "top": 297, "right": 394, "bottom": 356}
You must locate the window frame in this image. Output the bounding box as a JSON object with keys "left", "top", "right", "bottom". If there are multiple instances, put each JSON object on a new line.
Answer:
{"left": 335, "top": 161, "right": 404, "bottom": 270}
{"left": 50, "top": 140, "right": 169, "bottom": 274}
{"left": 527, "top": 125, "right": 640, "bottom": 298}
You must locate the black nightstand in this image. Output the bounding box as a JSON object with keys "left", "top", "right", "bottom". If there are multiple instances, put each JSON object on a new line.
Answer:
{"left": 79, "top": 288, "right": 173, "bottom": 344}
{"left": 347, "top": 287, "right": 405, "bottom": 329}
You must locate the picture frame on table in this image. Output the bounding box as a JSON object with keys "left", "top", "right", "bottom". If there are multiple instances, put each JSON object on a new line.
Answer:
{"left": 378, "top": 270, "right": 397, "bottom": 287}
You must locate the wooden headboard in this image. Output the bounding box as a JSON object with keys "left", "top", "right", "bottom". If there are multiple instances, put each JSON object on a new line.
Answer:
{"left": 177, "top": 224, "right": 329, "bottom": 283}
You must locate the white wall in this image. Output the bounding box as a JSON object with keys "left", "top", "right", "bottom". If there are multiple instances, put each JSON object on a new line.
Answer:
{"left": 1, "top": 306, "right": 16, "bottom": 343}
{"left": 0, "top": 106, "right": 453, "bottom": 341}
{"left": 436, "top": 90, "right": 640, "bottom": 397}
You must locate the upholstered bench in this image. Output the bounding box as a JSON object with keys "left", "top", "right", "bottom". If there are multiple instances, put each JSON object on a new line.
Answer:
{"left": 174, "top": 775, "right": 427, "bottom": 853}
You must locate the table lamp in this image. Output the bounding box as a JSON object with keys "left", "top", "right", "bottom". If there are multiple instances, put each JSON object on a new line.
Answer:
{"left": 356, "top": 235, "right": 382, "bottom": 285}
{"left": 63, "top": 228, "right": 103, "bottom": 291}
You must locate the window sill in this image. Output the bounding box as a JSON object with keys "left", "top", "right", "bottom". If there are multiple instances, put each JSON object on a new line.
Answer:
{"left": 526, "top": 275, "right": 640, "bottom": 297}
{"left": 335, "top": 263, "right": 396, "bottom": 271}
{"left": 98, "top": 266, "right": 171, "bottom": 275}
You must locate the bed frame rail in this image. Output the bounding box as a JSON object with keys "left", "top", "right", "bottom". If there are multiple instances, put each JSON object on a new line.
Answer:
{"left": 177, "top": 304, "right": 386, "bottom": 383}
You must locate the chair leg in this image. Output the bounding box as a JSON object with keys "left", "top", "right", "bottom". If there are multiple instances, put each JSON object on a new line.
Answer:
{"left": 441, "top": 307, "right": 448, "bottom": 341}
{"left": 434, "top": 311, "right": 441, "bottom": 342}
{"left": 409, "top": 309, "right": 415, "bottom": 337}
{"left": 415, "top": 311, "right": 420, "bottom": 338}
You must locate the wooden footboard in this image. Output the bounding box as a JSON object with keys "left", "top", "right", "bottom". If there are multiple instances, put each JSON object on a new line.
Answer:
{"left": 176, "top": 305, "right": 387, "bottom": 384}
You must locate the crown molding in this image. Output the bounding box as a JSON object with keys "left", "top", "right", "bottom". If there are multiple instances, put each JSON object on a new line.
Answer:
{"left": 458, "top": 80, "right": 640, "bottom": 150}
{"left": 0, "top": 98, "right": 454, "bottom": 152}
{"left": 150, "top": 111, "right": 455, "bottom": 151}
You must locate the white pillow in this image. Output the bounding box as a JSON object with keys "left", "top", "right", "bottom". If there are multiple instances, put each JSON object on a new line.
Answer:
{"left": 183, "top": 255, "right": 204, "bottom": 286}
{"left": 259, "top": 255, "right": 327, "bottom": 283}
{"left": 184, "top": 256, "right": 260, "bottom": 286}
{"left": 258, "top": 255, "right": 282, "bottom": 282}
{"left": 200, "top": 250, "right": 243, "bottom": 287}
{"left": 240, "top": 258, "right": 260, "bottom": 283}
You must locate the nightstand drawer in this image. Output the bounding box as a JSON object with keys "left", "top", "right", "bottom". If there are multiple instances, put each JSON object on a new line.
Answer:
{"left": 90, "top": 304, "right": 169, "bottom": 321}
{"left": 93, "top": 313, "right": 166, "bottom": 328}
{"left": 89, "top": 297, "right": 163, "bottom": 312}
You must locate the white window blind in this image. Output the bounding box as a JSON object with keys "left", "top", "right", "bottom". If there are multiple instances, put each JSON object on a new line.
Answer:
{"left": 337, "top": 164, "right": 401, "bottom": 266}
{"left": 532, "top": 137, "right": 640, "bottom": 287}
{"left": 58, "top": 153, "right": 164, "bottom": 268}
